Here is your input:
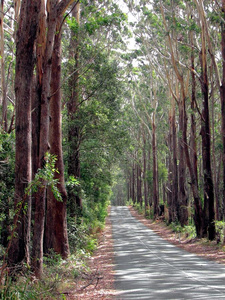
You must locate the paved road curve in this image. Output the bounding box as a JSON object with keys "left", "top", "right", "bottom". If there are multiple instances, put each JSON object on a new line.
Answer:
{"left": 111, "top": 206, "right": 225, "bottom": 300}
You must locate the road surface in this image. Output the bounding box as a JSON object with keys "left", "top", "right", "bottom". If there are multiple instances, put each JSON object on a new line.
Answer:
{"left": 111, "top": 206, "right": 225, "bottom": 299}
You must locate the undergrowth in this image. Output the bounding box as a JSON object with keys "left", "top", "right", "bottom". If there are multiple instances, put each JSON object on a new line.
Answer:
{"left": 0, "top": 219, "right": 104, "bottom": 300}
{"left": 0, "top": 250, "right": 92, "bottom": 299}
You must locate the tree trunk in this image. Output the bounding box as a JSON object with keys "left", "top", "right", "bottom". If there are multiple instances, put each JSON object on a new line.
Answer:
{"left": 67, "top": 2, "right": 82, "bottom": 217}
{"left": 136, "top": 162, "right": 142, "bottom": 206}
{"left": 199, "top": 44, "right": 215, "bottom": 240}
{"left": 186, "top": 37, "right": 204, "bottom": 237}
{"left": 32, "top": 0, "right": 58, "bottom": 278}
{"left": 183, "top": 84, "right": 204, "bottom": 237}
{"left": 221, "top": 0, "right": 225, "bottom": 221}
{"left": 142, "top": 129, "right": 148, "bottom": 214}
{"left": 171, "top": 97, "right": 178, "bottom": 222}
{"left": 44, "top": 15, "right": 70, "bottom": 258}
{"left": 152, "top": 113, "right": 159, "bottom": 217}
{"left": 8, "top": 0, "right": 40, "bottom": 267}
{"left": 0, "top": 0, "right": 7, "bottom": 131}
{"left": 178, "top": 96, "right": 188, "bottom": 226}
{"left": 132, "top": 162, "right": 136, "bottom": 204}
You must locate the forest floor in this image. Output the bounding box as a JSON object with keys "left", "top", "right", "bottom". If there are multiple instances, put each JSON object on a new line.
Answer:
{"left": 65, "top": 205, "right": 225, "bottom": 299}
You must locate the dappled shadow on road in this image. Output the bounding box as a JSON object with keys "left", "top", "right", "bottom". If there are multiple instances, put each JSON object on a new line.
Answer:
{"left": 111, "top": 206, "right": 225, "bottom": 300}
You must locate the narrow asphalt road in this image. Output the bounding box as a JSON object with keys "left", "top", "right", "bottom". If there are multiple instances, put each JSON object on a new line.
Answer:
{"left": 111, "top": 206, "right": 225, "bottom": 300}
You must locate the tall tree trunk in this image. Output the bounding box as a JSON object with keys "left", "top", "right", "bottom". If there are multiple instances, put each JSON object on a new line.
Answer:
{"left": 186, "top": 36, "right": 204, "bottom": 237}
{"left": 199, "top": 42, "right": 215, "bottom": 240}
{"left": 132, "top": 162, "right": 136, "bottom": 204}
{"left": 152, "top": 113, "right": 159, "bottom": 217}
{"left": 221, "top": 0, "right": 225, "bottom": 221}
{"left": 0, "top": 0, "right": 7, "bottom": 131}
{"left": 32, "top": 0, "right": 57, "bottom": 278}
{"left": 142, "top": 129, "right": 148, "bottom": 214}
{"left": 147, "top": 146, "right": 152, "bottom": 209}
{"left": 32, "top": 0, "right": 76, "bottom": 277}
{"left": 178, "top": 95, "right": 188, "bottom": 226}
{"left": 210, "top": 65, "right": 220, "bottom": 221}
{"left": 44, "top": 15, "right": 70, "bottom": 258}
{"left": 167, "top": 111, "right": 173, "bottom": 223}
{"left": 171, "top": 97, "right": 178, "bottom": 222}
{"left": 136, "top": 162, "right": 142, "bottom": 206}
{"left": 67, "top": 2, "right": 82, "bottom": 217}
{"left": 8, "top": 0, "right": 40, "bottom": 267}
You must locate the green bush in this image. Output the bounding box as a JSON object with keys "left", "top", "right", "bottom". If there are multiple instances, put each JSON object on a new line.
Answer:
{"left": 215, "top": 220, "right": 225, "bottom": 243}
{"left": 183, "top": 225, "right": 196, "bottom": 239}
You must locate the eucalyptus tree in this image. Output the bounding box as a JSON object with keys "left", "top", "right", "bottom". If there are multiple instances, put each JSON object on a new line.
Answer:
{"left": 8, "top": 0, "right": 41, "bottom": 268}
{"left": 7, "top": 0, "right": 77, "bottom": 278}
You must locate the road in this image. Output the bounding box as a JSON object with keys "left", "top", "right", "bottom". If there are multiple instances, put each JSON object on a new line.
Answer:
{"left": 111, "top": 206, "right": 225, "bottom": 299}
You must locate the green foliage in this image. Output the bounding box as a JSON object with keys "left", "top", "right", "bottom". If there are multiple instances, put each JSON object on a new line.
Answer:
{"left": 133, "top": 202, "right": 145, "bottom": 215}
{"left": 158, "top": 161, "right": 168, "bottom": 183}
{"left": 215, "top": 221, "right": 225, "bottom": 243}
{"left": 170, "top": 222, "right": 196, "bottom": 239}
{"left": 0, "top": 132, "right": 15, "bottom": 245}
{"left": 183, "top": 225, "right": 197, "bottom": 239}
{"left": 25, "top": 153, "right": 62, "bottom": 202}
{"left": 170, "top": 222, "right": 183, "bottom": 234}
{"left": 67, "top": 220, "right": 98, "bottom": 253}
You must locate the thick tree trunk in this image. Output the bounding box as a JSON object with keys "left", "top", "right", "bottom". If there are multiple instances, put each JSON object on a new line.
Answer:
{"left": 44, "top": 15, "right": 70, "bottom": 258}
{"left": 32, "top": 0, "right": 58, "bottom": 278}
{"left": 31, "top": 0, "right": 46, "bottom": 278}
{"left": 8, "top": 0, "right": 40, "bottom": 267}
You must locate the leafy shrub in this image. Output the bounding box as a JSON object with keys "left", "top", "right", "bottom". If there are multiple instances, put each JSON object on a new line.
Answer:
{"left": 215, "top": 220, "right": 225, "bottom": 243}
{"left": 183, "top": 225, "right": 196, "bottom": 239}
{"left": 67, "top": 220, "right": 98, "bottom": 254}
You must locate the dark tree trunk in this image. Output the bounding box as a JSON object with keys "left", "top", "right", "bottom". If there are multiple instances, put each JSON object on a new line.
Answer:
{"left": 152, "top": 117, "right": 159, "bottom": 217}
{"left": 199, "top": 47, "right": 215, "bottom": 240}
{"left": 142, "top": 130, "right": 148, "bottom": 214}
{"left": 185, "top": 42, "right": 204, "bottom": 237}
{"left": 136, "top": 162, "right": 142, "bottom": 206}
{"left": 132, "top": 162, "right": 136, "bottom": 204}
{"left": 178, "top": 97, "right": 188, "bottom": 226}
{"left": 32, "top": 0, "right": 58, "bottom": 277}
{"left": 32, "top": 0, "right": 76, "bottom": 277}
{"left": 8, "top": 0, "right": 41, "bottom": 267}
{"left": 44, "top": 15, "right": 70, "bottom": 258}
{"left": 167, "top": 113, "right": 173, "bottom": 223}
{"left": 171, "top": 100, "right": 178, "bottom": 222}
